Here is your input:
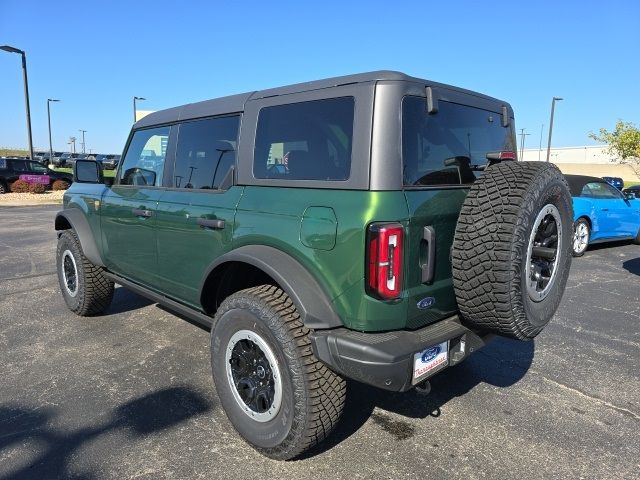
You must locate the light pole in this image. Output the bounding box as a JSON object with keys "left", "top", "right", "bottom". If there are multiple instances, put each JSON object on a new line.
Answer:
{"left": 133, "top": 96, "right": 146, "bottom": 122}
{"left": 546, "top": 97, "right": 563, "bottom": 162}
{"left": 47, "top": 99, "right": 60, "bottom": 166}
{"left": 1, "top": 45, "right": 34, "bottom": 160}
{"left": 79, "top": 129, "right": 87, "bottom": 153}
{"left": 519, "top": 128, "right": 530, "bottom": 161}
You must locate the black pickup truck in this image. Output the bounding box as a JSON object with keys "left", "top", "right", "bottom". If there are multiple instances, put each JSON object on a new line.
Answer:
{"left": 0, "top": 157, "right": 72, "bottom": 193}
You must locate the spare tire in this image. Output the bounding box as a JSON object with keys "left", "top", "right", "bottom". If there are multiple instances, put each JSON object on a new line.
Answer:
{"left": 451, "top": 161, "right": 573, "bottom": 340}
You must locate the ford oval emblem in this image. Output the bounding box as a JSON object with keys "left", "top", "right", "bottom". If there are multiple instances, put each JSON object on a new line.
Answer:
{"left": 417, "top": 297, "right": 436, "bottom": 310}
{"left": 421, "top": 346, "right": 441, "bottom": 363}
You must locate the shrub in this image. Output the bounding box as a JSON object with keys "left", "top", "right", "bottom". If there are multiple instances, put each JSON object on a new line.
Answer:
{"left": 29, "top": 182, "right": 46, "bottom": 194}
{"left": 10, "top": 179, "right": 30, "bottom": 193}
{"left": 52, "top": 179, "right": 70, "bottom": 191}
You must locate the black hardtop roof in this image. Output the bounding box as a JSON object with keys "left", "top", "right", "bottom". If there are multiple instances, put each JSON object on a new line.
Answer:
{"left": 135, "top": 70, "right": 508, "bottom": 129}
{"left": 564, "top": 174, "right": 609, "bottom": 196}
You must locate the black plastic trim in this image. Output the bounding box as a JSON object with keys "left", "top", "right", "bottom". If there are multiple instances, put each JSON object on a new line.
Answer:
{"left": 201, "top": 245, "right": 343, "bottom": 329}
{"left": 54, "top": 209, "right": 104, "bottom": 267}
{"left": 309, "top": 315, "right": 491, "bottom": 392}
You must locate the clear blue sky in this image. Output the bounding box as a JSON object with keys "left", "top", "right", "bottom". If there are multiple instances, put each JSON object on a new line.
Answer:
{"left": 1, "top": 0, "right": 638, "bottom": 154}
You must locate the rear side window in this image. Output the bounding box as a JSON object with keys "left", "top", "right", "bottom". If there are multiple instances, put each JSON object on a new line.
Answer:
{"left": 0, "top": 159, "right": 6, "bottom": 170}
{"left": 402, "top": 97, "right": 515, "bottom": 186}
{"left": 119, "top": 126, "right": 170, "bottom": 186}
{"left": 254, "top": 97, "right": 354, "bottom": 181}
{"left": 173, "top": 116, "right": 239, "bottom": 189}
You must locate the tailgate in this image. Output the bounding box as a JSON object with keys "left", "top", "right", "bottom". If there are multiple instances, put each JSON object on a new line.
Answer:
{"left": 403, "top": 189, "right": 468, "bottom": 329}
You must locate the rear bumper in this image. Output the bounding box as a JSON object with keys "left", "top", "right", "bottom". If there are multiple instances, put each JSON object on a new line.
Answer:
{"left": 309, "top": 315, "right": 492, "bottom": 392}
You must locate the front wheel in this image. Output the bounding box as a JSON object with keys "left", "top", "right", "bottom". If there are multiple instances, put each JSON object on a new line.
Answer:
{"left": 56, "top": 230, "right": 114, "bottom": 315}
{"left": 572, "top": 218, "right": 590, "bottom": 256}
{"left": 210, "top": 285, "right": 346, "bottom": 460}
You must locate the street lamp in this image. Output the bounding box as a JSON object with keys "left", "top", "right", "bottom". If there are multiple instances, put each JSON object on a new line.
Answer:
{"left": 1, "top": 45, "right": 34, "bottom": 160}
{"left": 79, "top": 129, "right": 87, "bottom": 154}
{"left": 47, "top": 99, "right": 60, "bottom": 166}
{"left": 133, "top": 96, "right": 146, "bottom": 122}
{"left": 545, "top": 97, "right": 563, "bottom": 162}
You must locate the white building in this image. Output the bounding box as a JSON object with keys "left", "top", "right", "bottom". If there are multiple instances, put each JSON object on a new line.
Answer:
{"left": 521, "top": 145, "right": 638, "bottom": 182}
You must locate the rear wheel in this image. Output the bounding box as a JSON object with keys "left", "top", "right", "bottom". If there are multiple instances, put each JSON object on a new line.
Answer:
{"left": 634, "top": 227, "right": 640, "bottom": 245}
{"left": 210, "top": 285, "right": 346, "bottom": 460}
{"left": 452, "top": 161, "right": 573, "bottom": 340}
{"left": 572, "top": 218, "right": 590, "bottom": 256}
{"left": 0, "top": 181, "right": 6, "bottom": 194}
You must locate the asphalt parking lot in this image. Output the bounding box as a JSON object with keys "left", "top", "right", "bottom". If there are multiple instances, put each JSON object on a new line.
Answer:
{"left": 0, "top": 205, "right": 639, "bottom": 480}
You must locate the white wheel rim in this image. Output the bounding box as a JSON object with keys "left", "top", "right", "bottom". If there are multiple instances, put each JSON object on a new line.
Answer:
{"left": 573, "top": 223, "right": 589, "bottom": 254}
{"left": 225, "top": 329, "right": 282, "bottom": 423}
{"left": 61, "top": 250, "right": 79, "bottom": 297}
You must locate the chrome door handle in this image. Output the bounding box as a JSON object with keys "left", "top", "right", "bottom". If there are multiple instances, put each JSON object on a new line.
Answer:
{"left": 197, "top": 218, "right": 225, "bottom": 229}
{"left": 132, "top": 208, "right": 153, "bottom": 218}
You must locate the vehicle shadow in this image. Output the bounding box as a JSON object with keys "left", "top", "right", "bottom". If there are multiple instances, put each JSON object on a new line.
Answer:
{"left": 104, "top": 286, "right": 154, "bottom": 315}
{"left": 622, "top": 257, "right": 640, "bottom": 276}
{"left": 301, "top": 336, "right": 535, "bottom": 459}
{"left": 0, "top": 386, "right": 212, "bottom": 480}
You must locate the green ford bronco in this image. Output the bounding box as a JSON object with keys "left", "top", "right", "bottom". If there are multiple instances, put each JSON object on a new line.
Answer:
{"left": 55, "top": 71, "right": 573, "bottom": 459}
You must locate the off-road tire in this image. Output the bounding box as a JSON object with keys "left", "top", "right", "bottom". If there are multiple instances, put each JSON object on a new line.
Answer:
{"left": 633, "top": 227, "right": 640, "bottom": 245}
{"left": 572, "top": 218, "right": 590, "bottom": 257}
{"left": 210, "top": 285, "right": 346, "bottom": 460}
{"left": 452, "top": 161, "right": 573, "bottom": 340}
{"left": 56, "top": 230, "right": 114, "bottom": 315}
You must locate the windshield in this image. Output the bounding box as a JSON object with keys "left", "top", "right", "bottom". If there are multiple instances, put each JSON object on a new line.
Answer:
{"left": 402, "top": 96, "right": 516, "bottom": 186}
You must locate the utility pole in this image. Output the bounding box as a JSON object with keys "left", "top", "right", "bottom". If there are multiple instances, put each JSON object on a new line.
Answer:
{"left": 79, "top": 129, "right": 87, "bottom": 153}
{"left": 47, "top": 99, "right": 60, "bottom": 166}
{"left": 519, "top": 128, "right": 530, "bottom": 161}
{"left": 69, "top": 136, "right": 77, "bottom": 154}
{"left": 538, "top": 124, "right": 544, "bottom": 161}
{"left": 546, "top": 97, "right": 563, "bottom": 162}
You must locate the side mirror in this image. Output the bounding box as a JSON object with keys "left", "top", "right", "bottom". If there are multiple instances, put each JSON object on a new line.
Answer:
{"left": 74, "top": 159, "right": 103, "bottom": 184}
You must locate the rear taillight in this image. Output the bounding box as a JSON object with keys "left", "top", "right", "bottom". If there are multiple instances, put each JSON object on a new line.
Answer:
{"left": 366, "top": 223, "right": 404, "bottom": 300}
{"left": 498, "top": 151, "right": 516, "bottom": 160}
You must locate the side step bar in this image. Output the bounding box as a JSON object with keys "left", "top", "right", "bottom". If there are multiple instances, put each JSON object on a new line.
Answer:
{"left": 103, "top": 271, "right": 213, "bottom": 328}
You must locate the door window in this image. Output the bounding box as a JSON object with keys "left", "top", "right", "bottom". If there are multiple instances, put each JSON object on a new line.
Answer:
{"left": 173, "top": 116, "right": 239, "bottom": 189}
{"left": 581, "top": 182, "right": 623, "bottom": 199}
{"left": 119, "top": 126, "right": 170, "bottom": 186}
{"left": 11, "top": 160, "right": 28, "bottom": 172}
{"left": 253, "top": 97, "right": 354, "bottom": 181}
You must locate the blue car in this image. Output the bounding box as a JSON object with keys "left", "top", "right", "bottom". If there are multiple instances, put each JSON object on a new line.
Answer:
{"left": 566, "top": 175, "right": 640, "bottom": 256}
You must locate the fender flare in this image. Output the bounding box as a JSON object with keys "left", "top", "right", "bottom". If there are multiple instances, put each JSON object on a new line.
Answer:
{"left": 54, "top": 209, "right": 104, "bottom": 267}
{"left": 201, "top": 245, "right": 343, "bottom": 330}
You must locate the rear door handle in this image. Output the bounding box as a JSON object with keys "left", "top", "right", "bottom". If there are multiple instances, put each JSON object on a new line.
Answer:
{"left": 132, "top": 208, "right": 153, "bottom": 218}
{"left": 601, "top": 208, "right": 609, "bottom": 211}
{"left": 197, "top": 217, "right": 225, "bottom": 229}
{"left": 421, "top": 226, "right": 436, "bottom": 284}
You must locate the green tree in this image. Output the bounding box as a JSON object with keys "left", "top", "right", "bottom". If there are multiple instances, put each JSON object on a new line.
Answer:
{"left": 589, "top": 121, "right": 640, "bottom": 178}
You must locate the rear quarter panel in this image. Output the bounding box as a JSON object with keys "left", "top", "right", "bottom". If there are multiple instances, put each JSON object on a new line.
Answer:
{"left": 234, "top": 187, "right": 412, "bottom": 331}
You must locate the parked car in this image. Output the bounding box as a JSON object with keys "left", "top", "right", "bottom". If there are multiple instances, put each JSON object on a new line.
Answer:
{"left": 55, "top": 71, "right": 574, "bottom": 460}
{"left": 0, "top": 157, "right": 72, "bottom": 193}
{"left": 622, "top": 184, "right": 640, "bottom": 199}
{"left": 100, "top": 154, "right": 120, "bottom": 170}
{"left": 50, "top": 151, "right": 67, "bottom": 166}
{"left": 566, "top": 174, "right": 640, "bottom": 256}
{"left": 602, "top": 176, "right": 624, "bottom": 190}
{"left": 65, "top": 153, "right": 92, "bottom": 169}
